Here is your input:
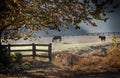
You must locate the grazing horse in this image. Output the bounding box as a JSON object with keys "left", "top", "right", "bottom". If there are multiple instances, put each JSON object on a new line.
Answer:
{"left": 52, "top": 36, "right": 62, "bottom": 42}
{"left": 99, "top": 36, "right": 106, "bottom": 41}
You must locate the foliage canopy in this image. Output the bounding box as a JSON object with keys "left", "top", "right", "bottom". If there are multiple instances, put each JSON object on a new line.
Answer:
{"left": 0, "top": 0, "right": 119, "bottom": 41}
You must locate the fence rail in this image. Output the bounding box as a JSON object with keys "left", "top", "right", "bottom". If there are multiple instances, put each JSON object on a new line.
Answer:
{"left": 3, "top": 43, "right": 52, "bottom": 62}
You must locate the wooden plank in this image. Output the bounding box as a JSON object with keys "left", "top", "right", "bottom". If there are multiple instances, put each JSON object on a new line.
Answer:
{"left": 32, "top": 43, "right": 36, "bottom": 59}
{"left": 48, "top": 43, "right": 52, "bottom": 62}
{"left": 10, "top": 48, "right": 49, "bottom": 53}
{"left": 2, "top": 45, "right": 8, "bottom": 47}
{"left": 8, "top": 44, "right": 11, "bottom": 56}
{"left": 36, "top": 49, "right": 49, "bottom": 52}
{"left": 35, "top": 44, "right": 50, "bottom": 46}
{"left": 9, "top": 44, "right": 32, "bottom": 46}
{"left": 22, "top": 55, "right": 33, "bottom": 57}
{"left": 10, "top": 49, "right": 32, "bottom": 52}
{"left": 35, "top": 55, "right": 49, "bottom": 58}
{"left": 2, "top": 43, "right": 52, "bottom": 62}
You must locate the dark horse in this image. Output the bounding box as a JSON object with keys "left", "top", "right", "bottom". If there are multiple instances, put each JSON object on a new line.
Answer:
{"left": 52, "top": 36, "right": 62, "bottom": 42}
{"left": 98, "top": 36, "right": 106, "bottom": 41}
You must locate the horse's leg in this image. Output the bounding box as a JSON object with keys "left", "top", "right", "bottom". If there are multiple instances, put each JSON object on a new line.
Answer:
{"left": 101, "top": 39, "right": 103, "bottom": 42}
{"left": 52, "top": 38, "right": 54, "bottom": 42}
{"left": 59, "top": 38, "right": 61, "bottom": 42}
{"left": 104, "top": 39, "right": 106, "bottom": 41}
{"left": 100, "top": 38, "right": 102, "bottom": 41}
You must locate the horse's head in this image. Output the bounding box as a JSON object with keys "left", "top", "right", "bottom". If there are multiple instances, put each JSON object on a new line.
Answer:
{"left": 98, "top": 36, "right": 106, "bottom": 41}
{"left": 98, "top": 36, "right": 101, "bottom": 38}
{"left": 52, "top": 36, "right": 62, "bottom": 42}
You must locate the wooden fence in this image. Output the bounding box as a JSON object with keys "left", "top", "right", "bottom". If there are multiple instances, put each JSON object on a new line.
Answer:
{"left": 4, "top": 43, "right": 52, "bottom": 62}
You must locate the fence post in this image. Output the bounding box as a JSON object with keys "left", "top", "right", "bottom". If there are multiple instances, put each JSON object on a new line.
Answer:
{"left": 32, "top": 43, "right": 36, "bottom": 59}
{"left": 8, "top": 44, "right": 11, "bottom": 56}
{"left": 48, "top": 43, "right": 52, "bottom": 63}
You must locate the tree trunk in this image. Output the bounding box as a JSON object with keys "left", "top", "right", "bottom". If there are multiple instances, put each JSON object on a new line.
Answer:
{"left": 0, "top": 24, "right": 11, "bottom": 45}
{"left": 0, "top": 30, "right": 2, "bottom": 45}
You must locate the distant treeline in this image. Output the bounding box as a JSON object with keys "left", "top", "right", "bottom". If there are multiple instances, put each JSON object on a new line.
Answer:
{"left": 88, "top": 32, "right": 120, "bottom": 36}
{"left": 48, "top": 32, "right": 120, "bottom": 37}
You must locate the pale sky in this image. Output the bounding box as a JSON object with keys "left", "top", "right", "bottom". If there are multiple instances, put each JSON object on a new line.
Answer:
{"left": 35, "top": 1, "right": 120, "bottom": 36}
{"left": 81, "top": 6, "right": 120, "bottom": 33}
{"left": 37, "top": 8, "right": 120, "bottom": 36}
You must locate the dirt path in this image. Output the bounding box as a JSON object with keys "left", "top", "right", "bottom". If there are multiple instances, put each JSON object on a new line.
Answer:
{"left": 1, "top": 41, "right": 120, "bottom": 78}
{"left": 1, "top": 61, "right": 120, "bottom": 78}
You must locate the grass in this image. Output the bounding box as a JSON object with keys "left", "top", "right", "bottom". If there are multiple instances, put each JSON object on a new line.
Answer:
{"left": 52, "top": 41, "right": 108, "bottom": 51}
{"left": 52, "top": 44, "right": 120, "bottom": 73}
{"left": 73, "top": 45, "right": 120, "bottom": 72}
{"left": 101, "top": 45, "right": 120, "bottom": 68}
{"left": 1, "top": 43, "right": 120, "bottom": 78}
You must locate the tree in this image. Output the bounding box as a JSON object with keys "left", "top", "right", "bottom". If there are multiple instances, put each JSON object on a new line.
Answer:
{"left": 0, "top": 0, "right": 119, "bottom": 44}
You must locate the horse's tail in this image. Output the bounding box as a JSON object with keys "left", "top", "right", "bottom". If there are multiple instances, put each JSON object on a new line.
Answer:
{"left": 52, "top": 38, "right": 54, "bottom": 42}
{"left": 59, "top": 37, "right": 62, "bottom": 42}
{"left": 104, "top": 36, "right": 106, "bottom": 41}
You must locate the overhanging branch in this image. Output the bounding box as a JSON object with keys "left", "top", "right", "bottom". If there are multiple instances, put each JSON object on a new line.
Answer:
{"left": 0, "top": 23, "right": 12, "bottom": 32}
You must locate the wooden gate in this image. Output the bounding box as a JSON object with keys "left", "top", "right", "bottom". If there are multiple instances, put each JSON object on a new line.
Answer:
{"left": 4, "top": 43, "right": 52, "bottom": 62}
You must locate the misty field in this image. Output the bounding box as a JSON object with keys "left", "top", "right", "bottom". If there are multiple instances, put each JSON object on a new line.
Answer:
{"left": 1, "top": 35, "right": 120, "bottom": 78}
{"left": 7, "top": 35, "right": 119, "bottom": 53}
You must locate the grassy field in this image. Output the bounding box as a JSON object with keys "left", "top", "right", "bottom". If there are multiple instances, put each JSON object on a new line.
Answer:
{"left": 52, "top": 42, "right": 109, "bottom": 52}
{"left": 1, "top": 35, "right": 120, "bottom": 78}
{"left": 3, "top": 35, "right": 120, "bottom": 55}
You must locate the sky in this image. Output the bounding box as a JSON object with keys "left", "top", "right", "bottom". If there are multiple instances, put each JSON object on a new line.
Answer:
{"left": 35, "top": 1, "right": 120, "bottom": 36}
{"left": 37, "top": 9, "right": 120, "bottom": 36}
{"left": 81, "top": 0, "right": 120, "bottom": 33}
{"left": 81, "top": 6, "right": 120, "bottom": 33}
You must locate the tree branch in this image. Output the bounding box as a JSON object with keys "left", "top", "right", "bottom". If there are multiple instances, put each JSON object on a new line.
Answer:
{"left": 0, "top": 23, "right": 12, "bottom": 31}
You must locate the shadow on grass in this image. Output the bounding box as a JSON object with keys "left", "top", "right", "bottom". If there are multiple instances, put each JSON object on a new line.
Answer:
{"left": 1, "top": 60, "right": 120, "bottom": 78}
{"left": 17, "top": 69, "right": 120, "bottom": 78}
